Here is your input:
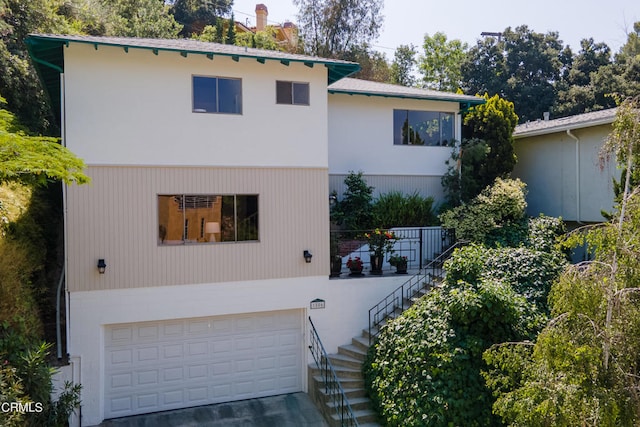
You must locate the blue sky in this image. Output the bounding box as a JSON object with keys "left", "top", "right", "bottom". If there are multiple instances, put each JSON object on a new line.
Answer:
{"left": 231, "top": 0, "right": 640, "bottom": 56}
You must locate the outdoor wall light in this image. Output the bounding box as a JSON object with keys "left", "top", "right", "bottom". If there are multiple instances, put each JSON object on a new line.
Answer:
{"left": 303, "top": 250, "right": 313, "bottom": 263}
{"left": 97, "top": 259, "right": 107, "bottom": 274}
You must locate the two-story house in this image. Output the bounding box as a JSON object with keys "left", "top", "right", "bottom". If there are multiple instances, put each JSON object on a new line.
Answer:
{"left": 27, "top": 34, "right": 484, "bottom": 425}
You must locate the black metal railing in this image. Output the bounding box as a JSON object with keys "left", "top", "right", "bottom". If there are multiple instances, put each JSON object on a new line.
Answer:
{"left": 308, "top": 317, "right": 359, "bottom": 427}
{"left": 330, "top": 227, "right": 454, "bottom": 275}
{"left": 367, "top": 240, "right": 467, "bottom": 344}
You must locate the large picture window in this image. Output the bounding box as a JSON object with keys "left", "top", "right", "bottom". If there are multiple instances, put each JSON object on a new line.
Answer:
{"left": 393, "top": 110, "right": 454, "bottom": 146}
{"left": 193, "top": 76, "right": 242, "bottom": 114}
{"left": 158, "top": 194, "right": 258, "bottom": 245}
{"left": 276, "top": 81, "right": 310, "bottom": 105}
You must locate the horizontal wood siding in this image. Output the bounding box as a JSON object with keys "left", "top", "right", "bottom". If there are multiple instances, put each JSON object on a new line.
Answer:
{"left": 66, "top": 167, "right": 329, "bottom": 292}
{"left": 330, "top": 174, "right": 445, "bottom": 205}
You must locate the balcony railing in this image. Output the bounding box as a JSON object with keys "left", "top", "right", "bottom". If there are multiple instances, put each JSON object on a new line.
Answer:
{"left": 330, "top": 227, "right": 454, "bottom": 276}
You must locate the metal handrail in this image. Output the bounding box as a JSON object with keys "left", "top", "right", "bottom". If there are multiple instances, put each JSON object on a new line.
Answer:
{"left": 308, "top": 317, "right": 359, "bottom": 427}
{"left": 367, "top": 241, "right": 467, "bottom": 344}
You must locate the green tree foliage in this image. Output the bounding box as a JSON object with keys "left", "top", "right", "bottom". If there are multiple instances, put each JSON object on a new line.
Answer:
{"left": 0, "top": 97, "right": 89, "bottom": 187}
{"left": 442, "top": 94, "right": 518, "bottom": 205}
{"left": 104, "top": 0, "right": 182, "bottom": 38}
{"left": 235, "top": 26, "right": 280, "bottom": 50}
{"left": 440, "top": 178, "right": 528, "bottom": 246}
{"left": 293, "top": 0, "right": 383, "bottom": 59}
{"left": 341, "top": 44, "right": 390, "bottom": 82}
{"left": 169, "top": 0, "right": 232, "bottom": 38}
{"left": 331, "top": 171, "right": 373, "bottom": 230}
{"left": 419, "top": 32, "right": 468, "bottom": 92}
{"left": 371, "top": 191, "right": 437, "bottom": 228}
{"left": 552, "top": 38, "right": 618, "bottom": 117}
{"left": 462, "top": 26, "right": 564, "bottom": 123}
{"left": 390, "top": 44, "right": 417, "bottom": 86}
{"left": 483, "top": 97, "right": 640, "bottom": 426}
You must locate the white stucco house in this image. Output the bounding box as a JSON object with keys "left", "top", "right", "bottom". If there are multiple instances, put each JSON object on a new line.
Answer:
{"left": 512, "top": 109, "right": 618, "bottom": 224}
{"left": 328, "top": 78, "right": 484, "bottom": 203}
{"left": 26, "top": 34, "right": 484, "bottom": 425}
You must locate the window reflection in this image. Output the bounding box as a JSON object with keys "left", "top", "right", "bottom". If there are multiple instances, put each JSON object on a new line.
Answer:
{"left": 158, "top": 195, "right": 258, "bottom": 245}
{"left": 393, "top": 110, "right": 455, "bottom": 146}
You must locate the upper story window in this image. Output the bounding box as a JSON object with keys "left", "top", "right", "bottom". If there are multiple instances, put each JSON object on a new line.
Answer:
{"left": 276, "top": 81, "right": 310, "bottom": 105}
{"left": 158, "top": 194, "right": 258, "bottom": 245}
{"left": 193, "top": 76, "right": 242, "bottom": 114}
{"left": 393, "top": 110, "right": 455, "bottom": 146}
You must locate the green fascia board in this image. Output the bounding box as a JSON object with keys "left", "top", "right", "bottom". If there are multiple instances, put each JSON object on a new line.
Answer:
{"left": 328, "top": 88, "right": 486, "bottom": 111}
{"left": 25, "top": 37, "right": 65, "bottom": 122}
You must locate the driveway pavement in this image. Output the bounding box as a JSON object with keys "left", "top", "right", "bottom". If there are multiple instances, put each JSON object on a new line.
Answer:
{"left": 97, "top": 393, "right": 329, "bottom": 427}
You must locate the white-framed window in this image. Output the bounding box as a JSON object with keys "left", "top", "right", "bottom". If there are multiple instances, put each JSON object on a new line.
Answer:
{"left": 393, "top": 110, "right": 455, "bottom": 146}
{"left": 276, "top": 81, "right": 310, "bottom": 105}
{"left": 192, "top": 76, "right": 243, "bottom": 114}
{"left": 158, "top": 194, "right": 258, "bottom": 245}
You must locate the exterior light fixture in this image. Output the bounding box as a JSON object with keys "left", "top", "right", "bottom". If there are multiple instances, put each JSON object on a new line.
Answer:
{"left": 97, "top": 259, "right": 107, "bottom": 274}
{"left": 303, "top": 250, "right": 313, "bottom": 263}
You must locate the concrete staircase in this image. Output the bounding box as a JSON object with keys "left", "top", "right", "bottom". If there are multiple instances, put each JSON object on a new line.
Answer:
{"left": 308, "top": 329, "right": 380, "bottom": 427}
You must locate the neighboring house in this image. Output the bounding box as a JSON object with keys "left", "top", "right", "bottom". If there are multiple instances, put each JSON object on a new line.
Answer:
{"left": 327, "top": 78, "right": 485, "bottom": 204}
{"left": 235, "top": 4, "right": 298, "bottom": 51}
{"left": 26, "top": 34, "right": 431, "bottom": 425}
{"left": 512, "top": 109, "right": 618, "bottom": 224}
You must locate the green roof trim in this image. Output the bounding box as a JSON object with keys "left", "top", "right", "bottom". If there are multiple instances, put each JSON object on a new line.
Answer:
{"left": 327, "top": 88, "right": 486, "bottom": 106}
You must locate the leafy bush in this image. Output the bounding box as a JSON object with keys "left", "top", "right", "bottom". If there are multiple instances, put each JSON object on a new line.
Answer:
{"left": 331, "top": 171, "right": 374, "bottom": 230}
{"left": 365, "top": 278, "right": 542, "bottom": 427}
{"left": 440, "top": 178, "right": 528, "bottom": 246}
{"left": 371, "top": 191, "right": 438, "bottom": 227}
{"left": 0, "top": 334, "right": 81, "bottom": 427}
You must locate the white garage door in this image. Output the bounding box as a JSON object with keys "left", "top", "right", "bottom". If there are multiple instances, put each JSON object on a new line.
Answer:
{"left": 104, "top": 309, "right": 304, "bottom": 419}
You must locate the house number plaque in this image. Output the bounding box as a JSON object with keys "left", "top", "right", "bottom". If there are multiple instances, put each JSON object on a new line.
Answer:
{"left": 310, "top": 298, "right": 326, "bottom": 309}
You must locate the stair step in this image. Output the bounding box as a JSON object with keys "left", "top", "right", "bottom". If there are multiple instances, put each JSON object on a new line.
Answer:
{"left": 312, "top": 374, "right": 364, "bottom": 390}
{"left": 338, "top": 344, "right": 367, "bottom": 361}
{"left": 331, "top": 408, "right": 378, "bottom": 424}
{"left": 328, "top": 353, "right": 363, "bottom": 370}
{"left": 327, "top": 396, "right": 372, "bottom": 411}
{"left": 319, "top": 386, "right": 367, "bottom": 400}
{"left": 309, "top": 364, "right": 363, "bottom": 380}
{"left": 352, "top": 334, "right": 370, "bottom": 352}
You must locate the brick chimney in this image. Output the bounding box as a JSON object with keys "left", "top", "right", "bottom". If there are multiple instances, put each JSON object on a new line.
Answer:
{"left": 255, "top": 4, "right": 268, "bottom": 31}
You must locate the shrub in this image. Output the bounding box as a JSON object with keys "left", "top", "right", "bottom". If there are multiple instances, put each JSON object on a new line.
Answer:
{"left": 372, "top": 191, "right": 438, "bottom": 227}
{"left": 331, "top": 171, "right": 374, "bottom": 230}
{"left": 440, "top": 178, "right": 528, "bottom": 246}
{"left": 365, "top": 278, "right": 542, "bottom": 427}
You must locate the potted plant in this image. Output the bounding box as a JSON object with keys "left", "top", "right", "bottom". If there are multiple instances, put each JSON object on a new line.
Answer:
{"left": 346, "top": 256, "right": 364, "bottom": 276}
{"left": 389, "top": 254, "right": 408, "bottom": 274}
{"left": 365, "top": 228, "right": 397, "bottom": 275}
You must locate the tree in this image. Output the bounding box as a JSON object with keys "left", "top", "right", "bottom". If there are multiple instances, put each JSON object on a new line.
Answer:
{"left": 235, "top": 27, "right": 280, "bottom": 50}
{"left": 418, "top": 32, "right": 468, "bottom": 92}
{"left": 342, "top": 44, "right": 390, "bottom": 82}
{"left": 390, "top": 44, "right": 417, "bottom": 86}
{"left": 105, "top": 0, "right": 182, "bottom": 38}
{"left": 330, "top": 171, "right": 373, "bottom": 230}
{"left": 442, "top": 94, "right": 518, "bottom": 204}
{"left": 293, "top": 0, "right": 383, "bottom": 59}
{"left": 461, "top": 26, "right": 564, "bottom": 123}
{"left": 0, "top": 96, "right": 89, "bottom": 187}
{"left": 483, "top": 97, "right": 640, "bottom": 426}
{"left": 169, "top": 0, "right": 233, "bottom": 38}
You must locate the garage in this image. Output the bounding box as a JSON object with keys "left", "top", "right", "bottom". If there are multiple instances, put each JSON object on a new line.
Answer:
{"left": 104, "top": 309, "right": 304, "bottom": 419}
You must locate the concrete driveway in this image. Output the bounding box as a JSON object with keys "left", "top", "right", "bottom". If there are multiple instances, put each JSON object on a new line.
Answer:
{"left": 97, "top": 393, "right": 329, "bottom": 427}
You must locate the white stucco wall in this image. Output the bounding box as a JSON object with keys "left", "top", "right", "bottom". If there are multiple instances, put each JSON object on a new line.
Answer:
{"left": 63, "top": 43, "right": 329, "bottom": 168}
{"left": 512, "top": 125, "right": 617, "bottom": 222}
{"left": 328, "top": 93, "right": 460, "bottom": 176}
{"left": 68, "top": 275, "right": 407, "bottom": 425}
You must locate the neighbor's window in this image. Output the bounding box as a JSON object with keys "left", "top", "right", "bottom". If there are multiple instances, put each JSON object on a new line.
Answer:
{"left": 158, "top": 194, "right": 258, "bottom": 245}
{"left": 393, "top": 110, "right": 455, "bottom": 146}
{"left": 193, "top": 76, "right": 242, "bottom": 114}
{"left": 276, "top": 81, "right": 310, "bottom": 105}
